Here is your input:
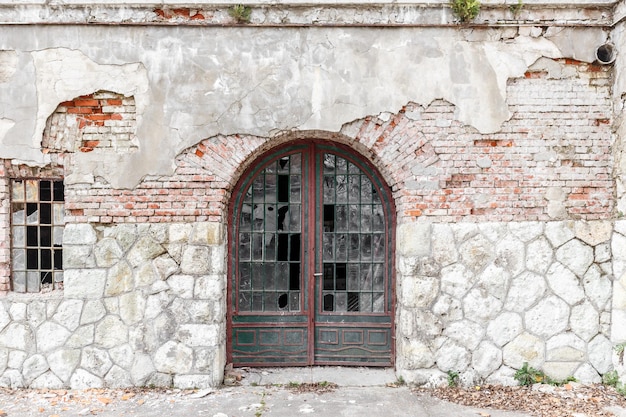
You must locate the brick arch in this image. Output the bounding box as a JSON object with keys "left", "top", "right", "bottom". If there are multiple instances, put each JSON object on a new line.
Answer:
{"left": 177, "top": 130, "right": 401, "bottom": 221}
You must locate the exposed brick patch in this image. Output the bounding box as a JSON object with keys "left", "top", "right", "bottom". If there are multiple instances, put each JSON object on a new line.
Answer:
{"left": 43, "top": 91, "right": 138, "bottom": 154}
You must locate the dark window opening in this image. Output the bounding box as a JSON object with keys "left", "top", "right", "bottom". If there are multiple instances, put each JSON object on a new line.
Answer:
{"left": 11, "top": 179, "right": 64, "bottom": 293}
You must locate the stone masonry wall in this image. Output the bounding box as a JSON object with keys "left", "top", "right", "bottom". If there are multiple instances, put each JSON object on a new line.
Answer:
{"left": 0, "top": 222, "right": 226, "bottom": 389}
{"left": 396, "top": 220, "right": 614, "bottom": 385}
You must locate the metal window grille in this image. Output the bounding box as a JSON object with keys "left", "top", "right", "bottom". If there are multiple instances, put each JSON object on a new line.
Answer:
{"left": 10, "top": 179, "right": 64, "bottom": 293}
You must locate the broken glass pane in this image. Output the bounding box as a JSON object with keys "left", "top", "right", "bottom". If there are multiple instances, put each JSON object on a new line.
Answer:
{"left": 11, "top": 180, "right": 24, "bottom": 202}
{"left": 323, "top": 293, "right": 334, "bottom": 311}
{"left": 12, "top": 204, "right": 25, "bottom": 224}
{"left": 40, "top": 181, "right": 52, "bottom": 201}
{"left": 289, "top": 264, "right": 300, "bottom": 290}
{"left": 26, "top": 226, "right": 38, "bottom": 247}
{"left": 40, "top": 204, "right": 51, "bottom": 225}
{"left": 278, "top": 293, "right": 289, "bottom": 309}
{"left": 25, "top": 180, "right": 38, "bottom": 202}
{"left": 26, "top": 204, "right": 38, "bottom": 224}
{"left": 53, "top": 181, "right": 64, "bottom": 201}
{"left": 323, "top": 205, "right": 334, "bottom": 232}
{"left": 40, "top": 226, "right": 52, "bottom": 247}
{"left": 265, "top": 205, "right": 277, "bottom": 232}
{"left": 277, "top": 205, "right": 289, "bottom": 231}
{"left": 323, "top": 263, "right": 334, "bottom": 290}
{"left": 54, "top": 271, "right": 63, "bottom": 283}
{"left": 252, "top": 205, "right": 265, "bottom": 231}
{"left": 278, "top": 156, "right": 290, "bottom": 173}
{"left": 336, "top": 263, "right": 347, "bottom": 290}
{"left": 277, "top": 175, "right": 289, "bottom": 202}
{"left": 27, "top": 249, "right": 38, "bottom": 269}
{"left": 53, "top": 249, "right": 62, "bottom": 270}
{"left": 41, "top": 249, "right": 52, "bottom": 270}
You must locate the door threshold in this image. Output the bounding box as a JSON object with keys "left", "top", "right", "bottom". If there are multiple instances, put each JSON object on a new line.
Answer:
{"left": 233, "top": 366, "right": 397, "bottom": 387}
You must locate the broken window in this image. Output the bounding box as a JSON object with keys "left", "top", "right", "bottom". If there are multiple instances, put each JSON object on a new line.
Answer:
{"left": 238, "top": 154, "right": 302, "bottom": 312}
{"left": 11, "top": 179, "right": 64, "bottom": 293}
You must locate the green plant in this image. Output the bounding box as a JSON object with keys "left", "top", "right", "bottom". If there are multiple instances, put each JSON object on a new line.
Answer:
{"left": 450, "top": 0, "right": 480, "bottom": 22}
{"left": 514, "top": 362, "right": 546, "bottom": 386}
{"left": 396, "top": 375, "right": 406, "bottom": 386}
{"left": 447, "top": 370, "right": 460, "bottom": 387}
{"left": 604, "top": 370, "right": 620, "bottom": 387}
{"left": 509, "top": 0, "right": 523, "bottom": 17}
{"left": 228, "top": 4, "right": 252, "bottom": 23}
{"left": 287, "top": 381, "right": 301, "bottom": 388}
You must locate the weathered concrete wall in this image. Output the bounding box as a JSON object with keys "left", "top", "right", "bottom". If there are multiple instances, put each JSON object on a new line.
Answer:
{"left": 0, "top": 25, "right": 610, "bottom": 188}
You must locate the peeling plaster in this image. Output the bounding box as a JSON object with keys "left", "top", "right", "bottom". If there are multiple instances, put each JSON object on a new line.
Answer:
{"left": 0, "top": 50, "right": 17, "bottom": 83}
{"left": 0, "top": 26, "right": 610, "bottom": 188}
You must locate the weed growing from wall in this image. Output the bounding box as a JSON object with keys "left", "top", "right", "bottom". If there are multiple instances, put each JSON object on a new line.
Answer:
{"left": 450, "top": 0, "right": 480, "bottom": 22}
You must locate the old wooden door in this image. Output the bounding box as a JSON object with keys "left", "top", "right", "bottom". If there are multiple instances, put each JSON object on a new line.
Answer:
{"left": 228, "top": 141, "right": 394, "bottom": 366}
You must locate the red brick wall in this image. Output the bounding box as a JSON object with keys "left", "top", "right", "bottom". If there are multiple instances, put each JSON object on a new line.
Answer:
{"left": 63, "top": 59, "right": 613, "bottom": 224}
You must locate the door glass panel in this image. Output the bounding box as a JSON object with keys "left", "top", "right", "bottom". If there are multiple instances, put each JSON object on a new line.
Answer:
{"left": 320, "top": 154, "right": 386, "bottom": 313}
{"left": 237, "top": 153, "right": 302, "bottom": 312}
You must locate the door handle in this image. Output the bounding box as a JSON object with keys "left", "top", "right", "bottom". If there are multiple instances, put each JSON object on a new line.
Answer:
{"left": 313, "top": 273, "right": 323, "bottom": 276}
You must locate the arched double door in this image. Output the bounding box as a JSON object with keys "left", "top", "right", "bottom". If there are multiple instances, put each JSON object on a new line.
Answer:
{"left": 228, "top": 141, "right": 395, "bottom": 366}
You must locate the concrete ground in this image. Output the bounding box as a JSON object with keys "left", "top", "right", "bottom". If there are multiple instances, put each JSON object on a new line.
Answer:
{"left": 0, "top": 367, "right": 535, "bottom": 417}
